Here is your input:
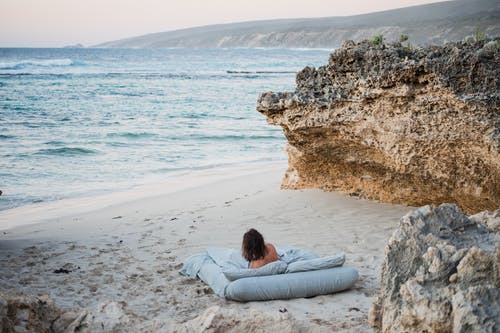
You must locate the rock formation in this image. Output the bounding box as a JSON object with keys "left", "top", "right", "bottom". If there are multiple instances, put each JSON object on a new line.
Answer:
{"left": 257, "top": 39, "right": 499, "bottom": 214}
{"left": 166, "top": 306, "right": 308, "bottom": 333}
{"left": 0, "top": 291, "right": 87, "bottom": 333}
{"left": 0, "top": 293, "right": 317, "bottom": 333}
{"left": 368, "top": 204, "right": 499, "bottom": 332}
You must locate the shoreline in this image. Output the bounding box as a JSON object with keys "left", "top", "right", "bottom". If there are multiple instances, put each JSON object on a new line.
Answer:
{"left": 0, "top": 163, "right": 412, "bottom": 331}
{"left": 0, "top": 160, "right": 286, "bottom": 231}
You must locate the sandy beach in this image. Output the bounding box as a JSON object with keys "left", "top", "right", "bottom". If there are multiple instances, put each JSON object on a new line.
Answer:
{"left": 0, "top": 162, "right": 412, "bottom": 332}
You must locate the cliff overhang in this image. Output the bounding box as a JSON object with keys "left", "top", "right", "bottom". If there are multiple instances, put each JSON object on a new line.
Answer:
{"left": 257, "top": 39, "right": 500, "bottom": 214}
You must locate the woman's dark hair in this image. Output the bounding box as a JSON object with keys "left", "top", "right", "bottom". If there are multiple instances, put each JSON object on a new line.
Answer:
{"left": 242, "top": 228, "right": 266, "bottom": 261}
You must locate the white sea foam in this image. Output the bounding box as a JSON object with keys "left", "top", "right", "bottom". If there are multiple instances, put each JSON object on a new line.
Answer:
{"left": 0, "top": 58, "right": 77, "bottom": 69}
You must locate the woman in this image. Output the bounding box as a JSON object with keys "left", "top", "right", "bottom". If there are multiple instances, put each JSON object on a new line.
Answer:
{"left": 242, "top": 228, "right": 279, "bottom": 269}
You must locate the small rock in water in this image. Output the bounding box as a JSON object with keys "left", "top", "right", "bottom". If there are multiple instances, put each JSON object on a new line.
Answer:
{"left": 53, "top": 263, "right": 80, "bottom": 274}
{"left": 0, "top": 190, "right": 2, "bottom": 196}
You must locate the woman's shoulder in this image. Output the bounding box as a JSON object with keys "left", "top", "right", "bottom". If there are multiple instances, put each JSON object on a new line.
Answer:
{"left": 266, "top": 243, "right": 278, "bottom": 257}
{"left": 266, "top": 243, "right": 276, "bottom": 250}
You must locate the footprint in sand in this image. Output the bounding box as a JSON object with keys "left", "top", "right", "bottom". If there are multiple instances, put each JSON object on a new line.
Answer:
{"left": 140, "top": 230, "right": 153, "bottom": 240}
{"left": 197, "top": 205, "right": 216, "bottom": 211}
{"left": 156, "top": 238, "right": 166, "bottom": 245}
{"left": 177, "top": 239, "right": 186, "bottom": 245}
{"left": 194, "top": 215, "right": 208, "bottom": 224}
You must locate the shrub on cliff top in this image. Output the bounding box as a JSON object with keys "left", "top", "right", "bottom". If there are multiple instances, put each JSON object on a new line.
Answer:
{"left": 473, "top": 28, "right": 486, "bottom": 42}
{"left": 371, "top": 34, "right": 384, "bottom": 46}
{"left": 399, "top": 33, "right": 413, "bottom": 50}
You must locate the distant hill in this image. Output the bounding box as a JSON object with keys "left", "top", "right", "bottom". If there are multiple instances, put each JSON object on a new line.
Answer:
{"left": 96, "top": 0, "right": 500, "bottom": 48}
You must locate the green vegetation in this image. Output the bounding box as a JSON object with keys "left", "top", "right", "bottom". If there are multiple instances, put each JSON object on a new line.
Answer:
{"left": 473, "top": 28, "right": 486, "bottom": 42}
{"left": 371, "top": 34, "right": 384, "bottom": 46}
{"left": 399, "top": 33, "right": 412, "bottom": 50}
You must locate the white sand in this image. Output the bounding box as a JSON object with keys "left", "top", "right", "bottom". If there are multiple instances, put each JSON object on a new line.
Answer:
{"left": 0, "top": 162, "right": 412, "bottom": 332}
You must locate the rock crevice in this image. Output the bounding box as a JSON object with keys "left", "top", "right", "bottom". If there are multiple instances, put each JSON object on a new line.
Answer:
{"left": 257, "top": 39, "right": 499, "bottom": 213}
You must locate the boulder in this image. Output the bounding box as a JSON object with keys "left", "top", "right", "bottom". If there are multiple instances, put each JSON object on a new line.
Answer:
{"left": 368, "top": 204, "right": 499, "bottom": 332}
{"left": 0, "top": 293, "right": 310, "bottom": 333}
{"left": 0, "top": 291, "right": 87, "bottom": 333}
{"left": 167, "top": 306, "right": 305, "bottom": 333}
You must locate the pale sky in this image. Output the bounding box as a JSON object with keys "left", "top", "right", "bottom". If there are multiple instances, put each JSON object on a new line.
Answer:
{"left": 0, "top": 0, "right": 447, "bottom": 47}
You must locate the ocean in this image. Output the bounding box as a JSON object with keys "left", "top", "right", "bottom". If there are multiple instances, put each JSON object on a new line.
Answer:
{"left": 0, "top": 48, "right": 331, "bottom": 211}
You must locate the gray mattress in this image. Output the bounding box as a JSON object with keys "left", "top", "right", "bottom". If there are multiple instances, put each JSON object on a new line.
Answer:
{"left": 180, "top": 247, "right": 359, "bottom": 301}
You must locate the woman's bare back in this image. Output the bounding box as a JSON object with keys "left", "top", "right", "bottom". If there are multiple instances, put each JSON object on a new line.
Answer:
{"left": 249, "top": 243, "right": 279, "bottom": 269}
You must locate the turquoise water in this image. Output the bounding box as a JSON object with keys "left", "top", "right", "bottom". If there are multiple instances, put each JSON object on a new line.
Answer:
{"left": 0, "top": 48, "right": 331, "bottom": 210}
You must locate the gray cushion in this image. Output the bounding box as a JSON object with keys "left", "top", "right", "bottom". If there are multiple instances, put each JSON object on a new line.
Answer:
{"left": 225, "top": 266, "right": 359, "bottom": 301}
{"left": 223, "top": 261, "right": 287, "bottom": 281}
{"left": 285, "top": 253, "right": 345, "bottom": 273}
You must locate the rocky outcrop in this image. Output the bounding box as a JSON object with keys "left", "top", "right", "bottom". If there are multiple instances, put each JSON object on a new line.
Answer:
{"left": 257, "top": 39, "right": 499, "bottom": 214}
{"left": 0, "top": 293, "right": 318, "bottom": 333}
{"left": 0, "top": 291, "right": 87, "bottom": 333}
{"left": 368, "top": 204, "right": 499, "bottom": 332}
{"left": 0, "top": 293, "right": 147, "bottom": 333}
{"left": 167, "top": 306, "right": 309, "bottom": 333}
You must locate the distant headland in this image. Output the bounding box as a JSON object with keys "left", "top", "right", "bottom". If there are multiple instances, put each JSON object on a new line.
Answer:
{"left": 95, "top": 0, "right": 499, "bottom": 48}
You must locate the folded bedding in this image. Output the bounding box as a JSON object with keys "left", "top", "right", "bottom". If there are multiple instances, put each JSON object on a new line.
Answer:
{"left": 223, "top": 261, "right": 288, "bottom": 281}
{"left": 179, "top": 247, "right": 358, "bottom": 301}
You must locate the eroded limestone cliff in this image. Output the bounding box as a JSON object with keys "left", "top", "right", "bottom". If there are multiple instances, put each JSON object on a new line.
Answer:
{"left": 257, "top": 39, "right": 499, "bottom": 214}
